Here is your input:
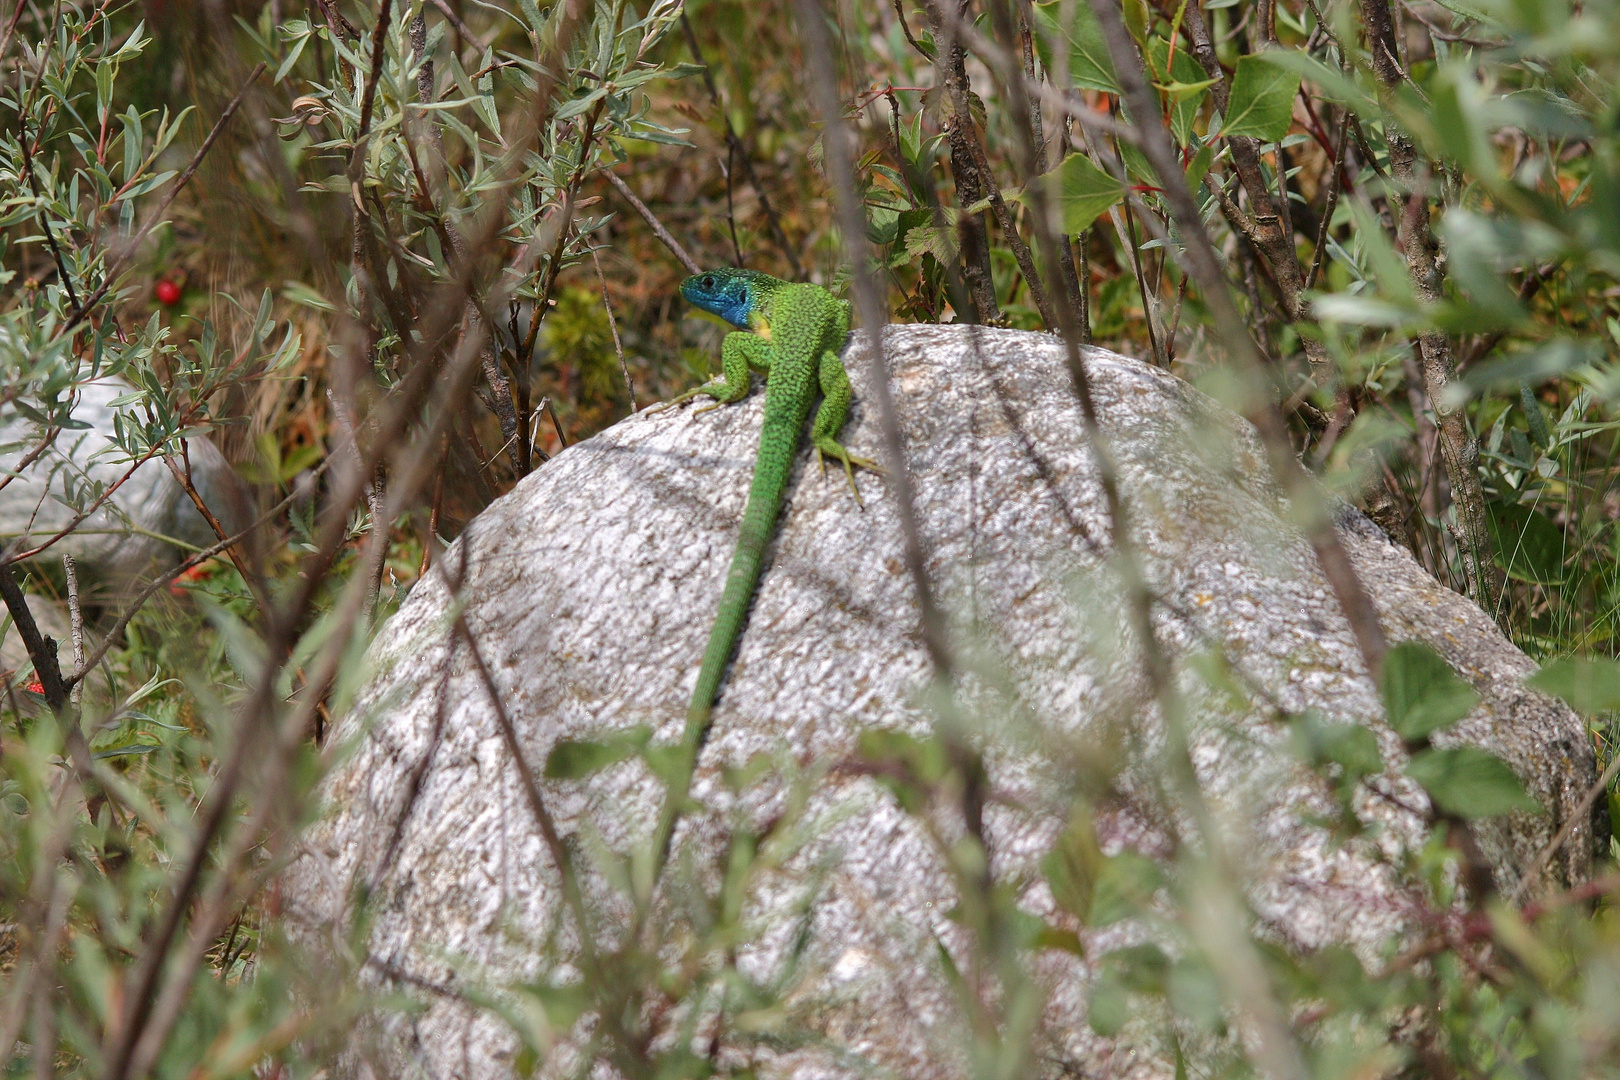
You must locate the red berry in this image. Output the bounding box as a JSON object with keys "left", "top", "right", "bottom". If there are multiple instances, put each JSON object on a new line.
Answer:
{"left": 156, "top": 280, "right": 181, "bottom": 306}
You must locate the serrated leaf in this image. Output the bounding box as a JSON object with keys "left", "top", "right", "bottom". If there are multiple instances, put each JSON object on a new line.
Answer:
{"left": 1405, "top": 746, "right": 1541, "bottom": 818}
{"left": 1145, "top": 38, "right": 1212, "bottom": 146}
{"left": 1526, "top": 656, "right": 1620, "bottom": 715}
{"left": 1381, "top": 642, "right": 1479, "bottom": 742}
{"left": 1223, "top": 55, "right": 1300, "bottom": 141}
{"left": 1023, "top": 153, "right": 1124, "bottom": 235}
{"left": 1030, "top": 1, "right": 1119, "bottom": 93}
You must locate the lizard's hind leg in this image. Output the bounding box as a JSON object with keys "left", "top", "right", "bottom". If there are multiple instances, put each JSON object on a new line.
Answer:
{"left": 810, "top": 347, "right": 882, "bottom": 503}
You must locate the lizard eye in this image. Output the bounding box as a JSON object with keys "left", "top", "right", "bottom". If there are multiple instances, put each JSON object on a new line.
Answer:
{"left": 700, "top": 275, "right": 714, "bottom": 290}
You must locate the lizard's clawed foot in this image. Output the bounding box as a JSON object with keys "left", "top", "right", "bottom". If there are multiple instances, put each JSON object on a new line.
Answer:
{"left": 651, "top": 385, "right": 721, "bottom": 413}
{"left": 815, "top": 444, "right": 885, "bottom": 507}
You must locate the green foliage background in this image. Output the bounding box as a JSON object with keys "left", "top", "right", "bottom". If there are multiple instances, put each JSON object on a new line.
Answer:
{"left": 5, "top": 0, "right": 1620, "bottom": 1074}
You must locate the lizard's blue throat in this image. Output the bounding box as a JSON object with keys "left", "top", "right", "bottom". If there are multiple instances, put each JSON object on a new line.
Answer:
{"left": 681, "top": 273, "right": 755, "bottom": 329}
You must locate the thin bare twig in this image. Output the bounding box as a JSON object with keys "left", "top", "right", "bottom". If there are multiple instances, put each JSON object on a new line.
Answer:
{"left": 1305, "top": 118, "right": 1350, "bottom": 291}
{"left": 19, "top": 119, "right": 80, "bottom": 310}
{"left": 680, "top": 12, "right": 803, "bottom": 279}
{"left": 63, "top": 554, "right": 81, "bottom": 708}
{"left": 592, "top": 247, "right": 636, "bottom": 411}
{"left": 604, "top": 170, "right": 701, "bottom": 275}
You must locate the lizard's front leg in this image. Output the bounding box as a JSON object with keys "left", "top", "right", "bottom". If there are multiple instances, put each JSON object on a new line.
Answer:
{"left": 658, "top": 331, "right": 773, "bottom": 413}
{"left": 810, "top": 347, "right": 883, "bottom": 503}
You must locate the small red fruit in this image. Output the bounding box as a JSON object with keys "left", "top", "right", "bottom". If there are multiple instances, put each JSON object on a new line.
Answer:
{"left": 156, "top": 279, "right": 182, "bottom": 306}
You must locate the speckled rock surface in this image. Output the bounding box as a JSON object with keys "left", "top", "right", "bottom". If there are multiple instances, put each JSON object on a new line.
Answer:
{"left": 0, "top": 378, "right": 248, "bottom": 589}
{"left": 287, "top": 325, "right": 1596, "bottom": 1079}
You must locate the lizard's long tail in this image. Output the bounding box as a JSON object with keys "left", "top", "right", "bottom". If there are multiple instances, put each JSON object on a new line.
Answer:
{"left": 685, "top": 402, "right": 807, "bottom": 728}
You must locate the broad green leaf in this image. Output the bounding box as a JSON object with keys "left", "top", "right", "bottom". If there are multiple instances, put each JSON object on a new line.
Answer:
{"left": 1089, "top": 850, "right": 1162, "bottom": 926}
{"left": 1022, "top": 153, "right": 1125, "bottom": 235}
{"left": 1526, "top": 656, "right": 1620, "bottom": 714}
{"left": 1118, "top": 135, "right": 1158, "bottom": 186}
{"left": 1292, "top": 709, "right": 1384, "bottom": 777}
{"left": 1042, "top": 806, "right": 1104, "bottom": 920}
{"left": 1405, "top": 746, "right": 1541, "bottom": 818}
{"left": 1223, "top": 55, "right": 1301, "bottom": 141}
{"left": 1030, "top": 1, "right": 1119, "bottom": 93}
{"left": 1257, "top": 49, "right": 1379, "bottom": 119}
{"left": 544, "top": 725, "right": 652, "bottom": 779}
{"left": 1380, "top": 642, "right": 1479, "bottom": 742}
{"left": 1145, "top": 38, "right": 1213, "bottom": 146}
{"left": 1088, "top": 970, "right": 1129, "bottom": 1035}
{"left": 1486, "top": 501, "right": 1566, "bottom": 585}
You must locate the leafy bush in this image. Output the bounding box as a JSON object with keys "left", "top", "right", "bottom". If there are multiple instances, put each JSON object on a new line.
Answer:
{"left": 5, "top": 0, "right": 1620, "bottom": 1075}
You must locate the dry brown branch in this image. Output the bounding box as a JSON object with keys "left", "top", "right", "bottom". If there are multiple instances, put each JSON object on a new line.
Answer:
{"left": 1359, "top": 0, "right": 1498, "bottom": 613}
{"left": 920, "top": 0, "right": 1001, "bottom": 322}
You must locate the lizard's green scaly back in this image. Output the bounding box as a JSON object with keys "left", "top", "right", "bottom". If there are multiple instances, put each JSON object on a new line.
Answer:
{"left": 652, "top": 269, "right": 870, "bottom": 869}
{"left": 684, "top": 282, "right": 851, "bottom": 727}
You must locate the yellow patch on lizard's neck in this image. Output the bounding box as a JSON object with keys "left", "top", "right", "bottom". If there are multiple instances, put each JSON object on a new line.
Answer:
{"left": 748, "top": 312, "right": 772, "bottom": 340}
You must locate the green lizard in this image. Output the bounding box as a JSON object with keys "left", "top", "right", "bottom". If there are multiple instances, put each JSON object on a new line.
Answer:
{"left": 664, "top": 267, "right": 881, "bottom": 734}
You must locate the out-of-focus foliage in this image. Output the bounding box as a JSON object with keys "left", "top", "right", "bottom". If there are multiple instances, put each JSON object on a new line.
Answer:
{"left": 6, "top": 0, "right": 1620, "bottom": 1075}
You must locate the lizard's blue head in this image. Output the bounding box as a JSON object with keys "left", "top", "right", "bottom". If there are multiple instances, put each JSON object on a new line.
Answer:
{"left": 681, "top": 268, "right": 771, "bottom": 329}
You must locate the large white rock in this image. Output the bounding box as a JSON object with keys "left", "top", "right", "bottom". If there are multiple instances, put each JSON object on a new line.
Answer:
{"left": 288, "top": 326, "right": 1595, "bottom": 1079}
{"left": 0, "top": 378, "right": 248, "bottom": 588}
